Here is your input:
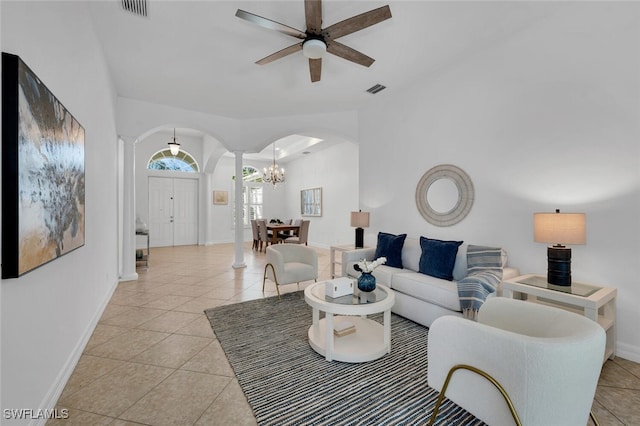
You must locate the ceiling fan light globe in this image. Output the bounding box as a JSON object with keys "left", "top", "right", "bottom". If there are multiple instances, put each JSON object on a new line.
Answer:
{"left": 302, "top": 39, "right": 326, "bottom": 59}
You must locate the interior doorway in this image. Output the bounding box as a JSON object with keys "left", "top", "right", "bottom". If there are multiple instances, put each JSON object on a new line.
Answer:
{"left": 148, "top": 176, "right": 198, "bottom": 247}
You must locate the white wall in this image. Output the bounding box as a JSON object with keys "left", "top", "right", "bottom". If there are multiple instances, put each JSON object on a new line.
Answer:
{"left": 282, "top": 141, "right": 360, "bottom": 248}
{"left": 359, "top": 3, "right": 640, "bottom": 360}
{"left": 206, "top": 140, "right": 359, "bottom": 247}
{"left": 207, "top": 156, "right": 286, "bottom": 244}
{"left": 1, "top": 1, "right": 120, "bottom": 420}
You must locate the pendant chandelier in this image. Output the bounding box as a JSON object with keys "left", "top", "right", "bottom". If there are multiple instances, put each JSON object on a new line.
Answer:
{"left": 167, "top": 128, "right": 181, "bottom": 155}
{"left": 263, "top": 143, "right": 285, "bottom": 187}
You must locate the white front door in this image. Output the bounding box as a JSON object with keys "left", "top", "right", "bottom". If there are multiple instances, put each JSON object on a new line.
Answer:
{"left": 173, "top": 178, "right": 198, "bottom": 246}
{"left": 148, "top": 177, "right": 198, "bottom": 247}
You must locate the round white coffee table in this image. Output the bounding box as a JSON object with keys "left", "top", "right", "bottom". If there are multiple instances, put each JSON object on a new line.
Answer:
{"left": 304, "top": 282, "right": 395, "bottom": 362}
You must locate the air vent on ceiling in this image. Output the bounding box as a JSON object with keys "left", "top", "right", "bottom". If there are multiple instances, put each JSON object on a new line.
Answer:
{"left": 366, "top": 84, "right": 386, "bottom": 94}
{"left": 121, "top": 0, "right": 148, "bottom": 17}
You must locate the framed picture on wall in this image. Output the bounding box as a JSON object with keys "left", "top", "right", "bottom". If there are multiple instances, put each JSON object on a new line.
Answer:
{"left": 301, "top": 187, "right": 322, "bottom": 217}
{"left": 2, "top": 52, "right": 86, "bottom": 278}
{"left": 213, "top": 190, "right": 228, "bottom": 205}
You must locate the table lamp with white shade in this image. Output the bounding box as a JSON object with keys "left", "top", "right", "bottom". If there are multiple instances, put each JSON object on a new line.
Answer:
{"left": 534, "top": 209, "right": 586, "bottom": 286}
{"left": 350, "top": 211, "right": 370, "bottom": 249}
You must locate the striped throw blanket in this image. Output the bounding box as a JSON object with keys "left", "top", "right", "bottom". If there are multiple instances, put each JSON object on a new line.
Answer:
{"left": 457, "top": 245, "right": 503, "bottom": 320}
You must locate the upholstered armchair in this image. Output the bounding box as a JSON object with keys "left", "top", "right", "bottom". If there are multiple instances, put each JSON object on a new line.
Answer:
{"left": 263, "top": 244, "right": 318, "bottom": 299}
{"left": 427, "top": 297, "right": 605, "bottom": 426}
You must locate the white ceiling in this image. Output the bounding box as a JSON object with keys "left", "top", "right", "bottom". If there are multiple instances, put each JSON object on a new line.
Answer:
{"left": 87, "top": 0, "right": 564, "bottom": 156}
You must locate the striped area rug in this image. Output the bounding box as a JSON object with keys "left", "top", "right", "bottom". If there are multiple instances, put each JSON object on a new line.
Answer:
{"left": 205, "top": 291, "right": 484, "bottom": 426}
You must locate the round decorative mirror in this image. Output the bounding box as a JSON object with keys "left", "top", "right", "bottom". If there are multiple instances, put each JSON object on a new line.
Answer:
{"left": 415, "top": 164, "right": 474, "bottom": 226}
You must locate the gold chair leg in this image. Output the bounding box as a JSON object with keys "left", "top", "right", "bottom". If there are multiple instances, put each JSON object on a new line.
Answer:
{"left": 428, "top": 364, "right": 522, "bottom": 426}
{"left": 590, "top": 410, "right": 600, "bottom": 426}
{"left": 263, "top": 263, "right": 281, "bottom": 301}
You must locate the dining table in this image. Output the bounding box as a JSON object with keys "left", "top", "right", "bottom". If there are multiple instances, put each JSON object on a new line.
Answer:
{"left": 266, "top": 223, "right": 300, "bottom": 244}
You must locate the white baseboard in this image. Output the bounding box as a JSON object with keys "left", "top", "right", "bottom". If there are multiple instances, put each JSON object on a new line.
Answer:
{"left": 119, "top": 272, "right": 138, "bottom": 282}
{"left": 32, "top": 279, "right": 119, "bottom": 426}
{"left": 615, "top": 342, "right": 640, "bottom": 363}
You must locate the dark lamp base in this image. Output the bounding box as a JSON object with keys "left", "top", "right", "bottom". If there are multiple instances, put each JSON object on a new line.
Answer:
{"left": 547, "top": 246, "right": 572, "bottom": 286}
{"left": 355, "top": 228, "right": 364, "bottom": 249}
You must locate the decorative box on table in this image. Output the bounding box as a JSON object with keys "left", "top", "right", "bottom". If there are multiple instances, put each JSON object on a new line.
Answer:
{"left": 325, "top": 277, "right": 355, "bottom": 298}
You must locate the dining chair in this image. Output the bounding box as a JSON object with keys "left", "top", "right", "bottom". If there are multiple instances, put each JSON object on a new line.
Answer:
{"left": 258, "top": 220, "right": 279, "bottom": 252}
{"left": 277, "top": 218, "right": 294, "bottom": 241}
{"left": 285, "top": 219, "right": 309, "bottom": 245}
{"left": 250, "top": 219, "right": 260, "bottom": 251}
{"left": 257, "top": 220, "right": 269, "bottom": 252}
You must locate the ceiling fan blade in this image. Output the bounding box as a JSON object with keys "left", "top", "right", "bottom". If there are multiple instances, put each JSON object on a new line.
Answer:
{"left": 327, "top": 41, "right": 374, "bottom": 67}
{"left": 309, "top": 58, "right": 322, "bottom": 82}
{"left": 236, "top": 9, "right": 306, "bottom": 39}
{"left": 322, "top": 5, "right": 392, "bottom": 41}
{"left": 256, "top": 43, "right": 303, "bottom": 65}
{"left": 305, "top": 0, "right": 323, "bottom": 33}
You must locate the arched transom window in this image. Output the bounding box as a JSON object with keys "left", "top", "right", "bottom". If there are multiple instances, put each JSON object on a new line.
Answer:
{"left": 147, "top": 149, "right": 200, "bottom": 172}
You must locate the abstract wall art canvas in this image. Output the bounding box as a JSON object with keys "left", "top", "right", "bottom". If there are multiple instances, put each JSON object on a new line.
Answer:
{"left": 2, "top": 53, "right": 85, "bottom": 279}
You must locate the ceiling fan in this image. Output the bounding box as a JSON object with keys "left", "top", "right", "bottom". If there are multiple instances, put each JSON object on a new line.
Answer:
{"left": 235, "top": 0, "right": 392, "bottom": 83}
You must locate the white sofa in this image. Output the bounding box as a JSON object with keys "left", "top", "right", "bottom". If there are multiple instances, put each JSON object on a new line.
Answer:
{"left": 342, "top": 237, "right": 520, "bottom": 327}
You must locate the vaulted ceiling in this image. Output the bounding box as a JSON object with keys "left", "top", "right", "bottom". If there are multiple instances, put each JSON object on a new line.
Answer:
{"left": 87, "top": 1, "right": 563, "bottom": 121}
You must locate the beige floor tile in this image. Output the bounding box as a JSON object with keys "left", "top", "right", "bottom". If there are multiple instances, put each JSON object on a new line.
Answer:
{"left": 119, "top": 370, "right": 231, "bottom": 426}
{"left": 140, "top": 282, "right": 187, "bottom": 295}
{"left": 160, "top": 284, "right": 213, "bottom": 297}
{"left": 99, "top": 303, "right": 135, "bottom": 322}
{"left": 45, "top": 407, "right": 114, "bottom": 425}
{"left": 598, "top": 359, "right": 640, "bottom": 388}
{"left": 195, "top": 379, "right": 257, "bottom": 426}
{"left": 85, "top": 329, "right": 170, "bottom": 361}
{"left": 180, "top": 340, "right": 234, "bottom": 376}
{"left": 110, "top": 420, "right": 147, "bottom": 426}
{"left": 175, "top": 315, "right": 217, "bottom": 338}
{"left": 200, "top": 287, "right": 242, "bottom": 300}
{"left": 173, "top": 275, "right": 209, "bottom": 285}
{"left": 174, "top": 296, "right": 225, "bottom": 314}
{"left": 590, "top": 399, "right": 624, "bottom": 426}
{"left": 132, "top": 333, "right": 213, "bottom": 369}
{"left": 595, "top": 385, "right": 640, "bottom": 425}
{"left": 83, "top": 324, "right": 128, "bottom": 351}
{"left": 137, "top": 310, "right": 202, "bottom": 333}
{"left": 142, "top": 294, "right": 194, "bottom": 310}
{"left": 60, "top": 362, "right": 174, "bottom": 417}
{"left": 59, "top": 355, "right": 125, "bottom": 400}
{"left": 109, "top": 290, "right": 163, "bottom": 307}
{"left": 613, "top": 356, "right": 640, "bottom": 378}
{"left": 99, "top": 305, "right": 167, "bottom": 328}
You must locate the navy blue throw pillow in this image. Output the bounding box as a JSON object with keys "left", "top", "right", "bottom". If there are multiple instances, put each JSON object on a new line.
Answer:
{"left": 374, "top": 232, "right": 407, "bottom": 269}
{"left": 419, "top": 237, "right": 463, "bottom": 281}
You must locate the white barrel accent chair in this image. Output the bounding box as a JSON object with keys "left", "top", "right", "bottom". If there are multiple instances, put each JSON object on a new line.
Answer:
{"left": 263, "top": 244, "right": 318, "bottom": 299}
{"left": 427, "top": 297, "right": 606, "bottom": 426}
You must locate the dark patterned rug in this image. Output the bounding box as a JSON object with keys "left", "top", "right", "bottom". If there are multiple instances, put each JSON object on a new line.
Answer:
{"left": 205, "top": 291, "right": 483, "bottom": 426}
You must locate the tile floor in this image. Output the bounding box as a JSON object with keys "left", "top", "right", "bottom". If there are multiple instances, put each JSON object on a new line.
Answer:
{"left": 50, "top": 243, "right": 639, "bottom": 425}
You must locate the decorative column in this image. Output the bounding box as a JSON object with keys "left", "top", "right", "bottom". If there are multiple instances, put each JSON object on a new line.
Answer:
{"left": 205, "top": 173, "right": 214, "bottom": 245}
{"left": 119, "top": 136, "right": 138, "bottom": 281}
{"left": 232, "top": 151, "right": 247, "bottom": 269}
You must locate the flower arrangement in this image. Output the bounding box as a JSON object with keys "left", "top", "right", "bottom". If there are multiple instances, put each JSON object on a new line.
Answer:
{"left": 354, "top": 257, "right": 387, "bottom": 273}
